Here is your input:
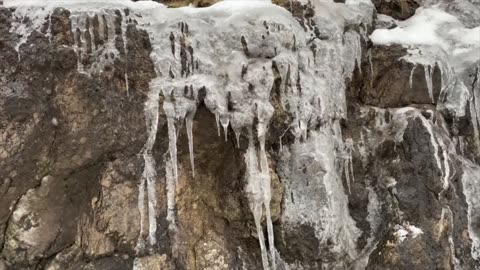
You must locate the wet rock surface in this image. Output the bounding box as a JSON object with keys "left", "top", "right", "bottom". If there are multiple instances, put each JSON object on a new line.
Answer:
{"left": 0, "top": 0, "right": 479, "bottom": 270}
{"left": 372, "top": 0, "right": 419, "bottom": 20}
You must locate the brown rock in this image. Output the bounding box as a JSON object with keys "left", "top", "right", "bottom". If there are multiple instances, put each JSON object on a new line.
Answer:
{"left": 356, "top": 45, "right": 442, "bottom": 108}
{"left": 372, "top": 0, "right": 420, "bottom": 20}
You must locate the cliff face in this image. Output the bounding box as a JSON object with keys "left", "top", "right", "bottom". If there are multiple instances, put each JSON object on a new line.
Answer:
{"left": 0, "top": 0, "right": 479, "bottom": 269}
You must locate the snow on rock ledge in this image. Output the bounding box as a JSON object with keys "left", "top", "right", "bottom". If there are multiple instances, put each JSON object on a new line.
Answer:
{"left": 370, "top": 2, "right": 480, "bottom": 153}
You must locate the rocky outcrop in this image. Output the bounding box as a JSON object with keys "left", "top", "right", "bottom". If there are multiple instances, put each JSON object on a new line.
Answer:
{"left": 0, "top": 0, "right": 479, "bottom": 270}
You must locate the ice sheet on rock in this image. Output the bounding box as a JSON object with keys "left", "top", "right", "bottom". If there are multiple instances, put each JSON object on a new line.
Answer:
{"left": 357, "top": 106, "right": 454, "bottom": 194}
{"left": 278, "top": 127, "right": 361, "bottom": 268}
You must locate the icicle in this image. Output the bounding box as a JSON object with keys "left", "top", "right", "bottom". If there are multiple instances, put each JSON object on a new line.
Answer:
{"left": 98, "top": 14, "right": 106, "bottom": 41}
{"left": 355, "top": 33, "right": 362, "bottom": 75}
{"left": 299, "top": 119, "right": 308, "bottom": 141}
{"left": 121, "top": 10, "right": 130, "bottom": 97}
{"left": 245, "top": 129, "right": 269, "bottom": 270}
{"left": 409, "top": 64, "right": 417, "bottom": 89}
{"left": 136, "top": 83, "right": 161, "bottom": 251}
{"left": 165, "top": 160, "right": 179, "bottom": 257}
{"left": 144, "top": 154, "right": 158, "bottom": 245}
{"left": 186, "top": 114, "right": 195, "bottom": 177}
{"left": 215, "top": 111, "right": 221, "bottom": 137}
{"left": 167, "top": 116, "right": 178, "bottom": 183}
{"left": 265, "top": 203, "right": 276, "bottom": 270}
{"left": 349, "top": 153, "right": 355, "bottom": 183}
{"left": 344, "top": 159, "right": 351, "bottom": 194}
{"left": 235, "top": 130, "right": 241, "bottom": 148}
{"left": 347, "top": 138, "right": 355, "bottom": 184}
{"left": 136, "top": 175, "right": 146, "bottom": 252}
{"left": 165, "top": 161, "right": 177, "bottom": 228}
{"left": 220, "top": 114, "right": 230, "bottom": 142}
{"left": 257, "top": 121, "right": 276, "bottom": 270}
{"left": 459, "top": 136, "right": 465, "bottom": 156}
{"left": 343, "top": 138, "right": 354, "bottom": 194}
{"left": 424, "top": 64, "right": 434, "bottom": 102}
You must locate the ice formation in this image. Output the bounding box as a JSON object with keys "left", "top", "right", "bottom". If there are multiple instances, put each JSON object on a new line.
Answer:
{"left": 5, "top": 0, "right": 479, "bottom": 268}
{"left": 370, "top": 3, "right": 480, "bottom": 150}
{"left": 136, "top": 83, "right": 161, "bottom": 251}
{"left": 4, "top": 0, "right": 373, "bottom": 267}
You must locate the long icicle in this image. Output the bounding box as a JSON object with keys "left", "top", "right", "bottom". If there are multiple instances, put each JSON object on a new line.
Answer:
{"left": 245, "top": 128, "right": 269, "bottom": 270}
{"left": 166, "top": 114, "right": 178, "bottom": 183}
{"left": 145, "top": 153, "right": 158, "bottom": 245}
{"left": 258, "top": 121, "right": 276, "bottom": 270}
{"left": 136, "top": 175, "right": 146, "bottom": 252}
{"left": 136, "top": 82, "right": 161, "bottom": 251}
{"left": 165, "top": 160, "right": 179, "bottom": 257}
{"left": 186, "top": 113, "right": 195, "bottom": 177}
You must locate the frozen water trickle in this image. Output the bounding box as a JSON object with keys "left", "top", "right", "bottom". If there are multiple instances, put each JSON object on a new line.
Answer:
{"left": 409, "top": 64, "right": 417, "bottom": 89}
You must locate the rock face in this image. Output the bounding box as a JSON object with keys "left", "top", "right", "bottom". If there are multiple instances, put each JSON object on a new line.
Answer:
{"left": 0, "top": 0, "right": 479, "bottom": 270}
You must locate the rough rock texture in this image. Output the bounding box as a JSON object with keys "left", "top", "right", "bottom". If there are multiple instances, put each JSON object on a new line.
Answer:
{"left": 372, "top": 0, "right": 419, "bottom": 20}
{"left": 0, "top": 0, "right": 479, "bottom": 270}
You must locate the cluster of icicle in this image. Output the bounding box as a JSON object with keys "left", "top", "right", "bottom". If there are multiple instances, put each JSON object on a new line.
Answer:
{"left": 5, "top": 0, "right": 374, "bottom": 268}
{"left": 399, "top": 46, "right": 480, "bottom": 156}
{"left": 7, "top": 0, "right": 157, "bottom": 253}
{"left": 8, "top": 4, "right": 132, "bottom": 95}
